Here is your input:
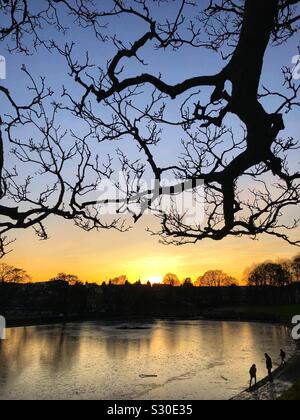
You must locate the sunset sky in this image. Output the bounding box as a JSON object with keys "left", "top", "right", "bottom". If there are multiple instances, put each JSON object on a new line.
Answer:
{"left": 4, "top": 217, "right": 299, "bottom": 284}
{"left": 1, "top": 0, "right": 299, "bottom": 284}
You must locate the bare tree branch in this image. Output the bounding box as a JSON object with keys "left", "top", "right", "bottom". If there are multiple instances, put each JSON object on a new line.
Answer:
{"left": 0, "top": 0, "right": 299, "bottom": 253}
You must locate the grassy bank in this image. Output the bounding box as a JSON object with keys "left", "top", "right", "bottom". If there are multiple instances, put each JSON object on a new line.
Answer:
{"left": 6, "top": 304, "right": 300, "bottom": 327}
{"left": 281, "top": 378, "right": 300, "bottom": 400}
{"left": 203, "top": 304, "right": 300, "bottom": 323}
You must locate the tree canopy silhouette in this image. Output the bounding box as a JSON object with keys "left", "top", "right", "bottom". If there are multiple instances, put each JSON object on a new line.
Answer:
{"left": 163, "top": 273, "right": 181, "bottom": 287}
{"left": 195, "top": 270, "right": 237, "bottom": 287}
{"left": 49, "top": 273, "right": 83, "bottom": 286}
{"left": 109, "top": 275, "right": 128, "bottom": 285}
{"left": 292, "top": 254, "right": 300, "bottom": 281}
{"left": 0, "top": 263, "right": 30, "bottom": 283}
{"left": 0, "top": 0, "right": 299, "bottom": 256}
{"left": 247, "top": 262, "right": 292, "bottom": 287}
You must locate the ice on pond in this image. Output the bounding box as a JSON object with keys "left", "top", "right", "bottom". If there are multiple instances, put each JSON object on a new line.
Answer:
{"left": 0, "top": 320, "right": 295, "bottom": 400}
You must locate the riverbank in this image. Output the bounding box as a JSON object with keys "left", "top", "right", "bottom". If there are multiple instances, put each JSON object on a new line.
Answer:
{"left": 5, "top": 304, "right": 300, "bottom": 327}
{"left": 281, "top": 376, "right": 300, "bottom": 400}
{"left": 202, "top": 304, "right": 300, "bottom": 323}
{"left": 232, "top": 343, "right": 300, "bottom": 400}
{"left": 203, "top": 305, "right": 300, "bottom": 400}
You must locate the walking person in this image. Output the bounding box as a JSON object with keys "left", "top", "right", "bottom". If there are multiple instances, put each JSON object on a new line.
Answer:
{"left": 280, "top": 349, "right": 286, "bottom": 365}
{"left": 249, "top": 364, "right": 257, "bottom": 389}
{"left": 265, "top": 353, "right": 273, "bottom": 382}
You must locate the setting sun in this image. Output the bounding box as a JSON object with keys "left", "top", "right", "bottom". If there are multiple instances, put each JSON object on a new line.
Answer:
{"left": 148, "top": 276, "right": 163, "bottom": 285}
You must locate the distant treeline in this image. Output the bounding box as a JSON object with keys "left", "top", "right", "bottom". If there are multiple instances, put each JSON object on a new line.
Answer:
{"left": 1, "top": 254, "right": 300, "bottom": 323}
{"left": 1, "top": 252, "right": 300, "bottom": 287}
{"left": 1, "top": 280, "right": 300, "bottom": 323}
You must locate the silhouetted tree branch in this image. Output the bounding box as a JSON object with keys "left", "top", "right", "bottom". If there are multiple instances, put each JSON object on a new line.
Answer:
{"left": 0, "top": 0, "right": 300, "bottom": 254}
{"left": 0, "top": 67, "right": 126, "bottom": 257}
{"left": 59, "top": 0, "right": 300, "bottom": 246}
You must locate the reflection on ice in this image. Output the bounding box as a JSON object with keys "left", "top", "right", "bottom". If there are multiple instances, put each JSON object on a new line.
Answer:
{"left": 0, "top": 320, "right": 295, "bottom": 400}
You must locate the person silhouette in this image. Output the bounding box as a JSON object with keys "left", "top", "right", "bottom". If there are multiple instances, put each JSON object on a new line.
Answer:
{"left": 280, "top": 349, "right": 286, "bottom": 365}
{"left": 249, "top": 364, "right": 257, "bottom": 389}
{"left": 265, "top": 353, "right": 273, "bottom": 382}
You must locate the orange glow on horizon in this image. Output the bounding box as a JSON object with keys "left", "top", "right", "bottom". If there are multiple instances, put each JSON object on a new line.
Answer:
{"left": 3, "top": 217, "right": 300, "bottom": 285}
{"left": 147, "top": 276, "right": 163, "bottom": 285}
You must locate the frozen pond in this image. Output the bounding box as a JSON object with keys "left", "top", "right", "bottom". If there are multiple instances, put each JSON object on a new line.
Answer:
{"left": 0, "top": 320, "right": 295, "bottom": 400}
